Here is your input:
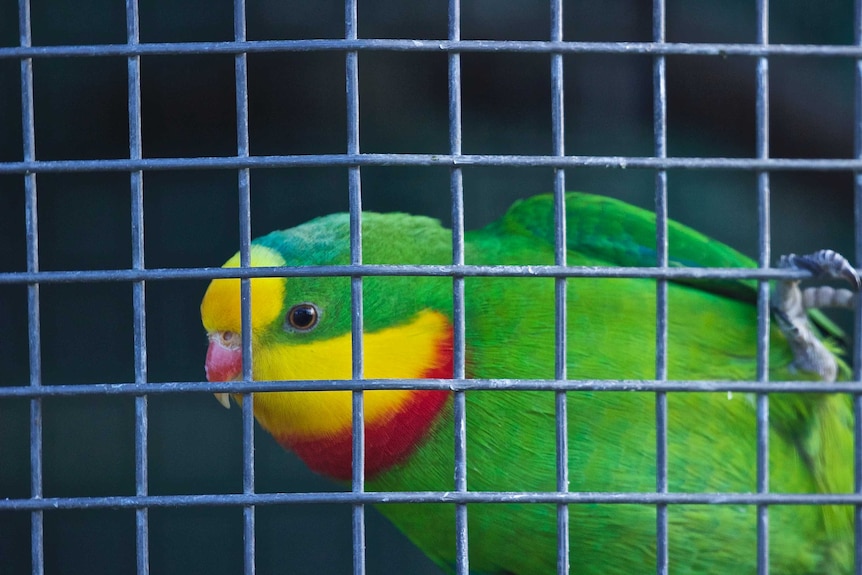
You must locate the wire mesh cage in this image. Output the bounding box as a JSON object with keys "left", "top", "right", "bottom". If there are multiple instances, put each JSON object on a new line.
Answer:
{"left": 1, "top": 1, "right": 861, "bottom": 574}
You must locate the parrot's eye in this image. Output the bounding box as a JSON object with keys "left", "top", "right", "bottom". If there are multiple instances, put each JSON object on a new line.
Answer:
{"left": 285, "top": 303, "right": 320, "bottom": 332}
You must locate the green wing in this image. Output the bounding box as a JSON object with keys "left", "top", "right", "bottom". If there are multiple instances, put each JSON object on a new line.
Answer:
{"left": 492, "top": 192, "right": 846, "bottom": 343}
{"left": 490, "top": 191, "right": 754, "bottom": 297}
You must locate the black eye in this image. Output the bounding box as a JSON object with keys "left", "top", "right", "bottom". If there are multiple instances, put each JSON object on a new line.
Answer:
{"left": 285, "top": 303, "right": 319, "bottom": 332}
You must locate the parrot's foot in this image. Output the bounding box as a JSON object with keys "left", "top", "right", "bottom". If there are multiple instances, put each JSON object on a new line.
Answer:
{"left": 773, "top": 250, "right": 860, "bottom": 382}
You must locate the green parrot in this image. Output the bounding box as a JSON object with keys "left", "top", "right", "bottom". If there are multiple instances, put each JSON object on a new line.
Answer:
{"left": 200, "top": 192, "right": 856, "bottom": 574}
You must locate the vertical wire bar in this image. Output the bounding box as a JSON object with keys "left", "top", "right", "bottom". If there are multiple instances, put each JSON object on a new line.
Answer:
{"left": 449, "top": 0, "right": 469, "bottom": 573}
{"left": 550, "top": 1, "right": 569, "bottom": 574}
{"left": 125, "top": 1, "right": 149, "bottom": 573}
{"left": 652, "top": 1, "right": 669, "bottom": 573}
{"left": 19, "top": 2, "right": 43, "bottom": 574}
{"left": 853, "top": 1, "right": 862, "bottom": 572}
{"left": 755, "top": 2, "right": 771, "bottom": 574}
{"left": 345, "top": 2, "right": 365, "bottom": 574}
{"left": 234, "top": 2, "right": 255, "bottom": 574}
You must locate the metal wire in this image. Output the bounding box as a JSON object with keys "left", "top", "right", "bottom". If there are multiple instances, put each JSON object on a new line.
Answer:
{"left": 651, "top": 1, "right": 669, "bottom": 573}
{"left": 125, "top": 1, "right": 150, "bottom": 574}
{"left": 5, "top": 490, "right": 862, "bottom": 511}
{"left": 550, "top": 1, "right": 569, "bottom": 574}
{"left": 755, "top": 2, "right": 771, "bottom": 575}
{"left": 448, "top": 2, "right": 469, "bottom": 573}
{"left": 4, "top": 377, "right": 862, "bottom": 399}
{"left": 3, "top": 154, "right": 862, "bottom": 174}
{"left": 231, "top": 2, "right": 257, "bottom": 574}
{"left": 0, "top": 263, "right": 837, "bottom": 284}
{"left": 19, "top": 1, "right": 43, "bottom": 574}
{"left": 7, "top": 4, "right": 860, "bottom": 575}
{"left": 4, "top": 38, "right": 862, "bottom": 59}
{"left": 854, "top": 2, "right": 862, "bottom": 575}
{"left": 345, "top": 1, "right": 366, "bottom": 573}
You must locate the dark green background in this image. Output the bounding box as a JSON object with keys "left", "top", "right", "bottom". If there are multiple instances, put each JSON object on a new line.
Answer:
{"left": 0, "top": 1, "right": 857, "bottom": 573}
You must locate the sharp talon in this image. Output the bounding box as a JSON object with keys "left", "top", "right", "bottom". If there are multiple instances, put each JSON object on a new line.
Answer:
{"left": 783, "top": 249, "right": 860, "bottom": 291}
{"left": 817, "top": 249, "right": 861, "bottom": 290}
{"left": 842, "top": 264, "right": 861, "bottom": 291}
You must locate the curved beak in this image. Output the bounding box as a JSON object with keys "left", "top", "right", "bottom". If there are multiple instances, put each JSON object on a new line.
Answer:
{"left": 205, "top": 332, "right": 243, "bottom": 409}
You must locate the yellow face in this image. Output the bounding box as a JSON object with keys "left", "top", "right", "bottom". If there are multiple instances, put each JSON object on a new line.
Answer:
{"left": 200, "top": 244, "right": 287, "bottom": 339}
{"left": 249, "top": 309, "right": 449, "bottom": 437}
{"left": 200, "top": 244, "right": 452, "bottom": 441}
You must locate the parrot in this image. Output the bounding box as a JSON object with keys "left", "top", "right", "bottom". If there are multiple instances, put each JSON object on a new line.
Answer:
{"left": 200, "top": 192, "right": 858, "bottom": 574}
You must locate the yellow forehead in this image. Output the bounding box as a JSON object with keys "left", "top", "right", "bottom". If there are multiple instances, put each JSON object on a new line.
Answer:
{"left": 201, "top": 244, "right": 287, "bottom": 334}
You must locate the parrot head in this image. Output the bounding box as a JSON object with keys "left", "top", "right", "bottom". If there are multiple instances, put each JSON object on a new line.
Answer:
{"left": 200, "top": 212, "right": 454, "bottom": 479}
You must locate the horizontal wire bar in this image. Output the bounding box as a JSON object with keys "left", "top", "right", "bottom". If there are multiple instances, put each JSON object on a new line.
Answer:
{"left": 0, "top": 264, "right": 839, "bottom": 284}
{"left": 2, "top": 490, "right": 862, "bottom": 512}
{"left": 2, "top": 154, "right": 862, "bottom": 174}
{"left": 2, "top": 378, "right": 862, "bottom": 398}
{"left": 2, "top": 38, "right": 862, "bottom": 60}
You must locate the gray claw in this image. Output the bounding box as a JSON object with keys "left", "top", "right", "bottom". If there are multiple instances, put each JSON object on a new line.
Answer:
{"left": 780, "top": 249, "right": 860, "bottom": 291}
{"left": 772, "top": 249, "right": 859, "bottom": 382}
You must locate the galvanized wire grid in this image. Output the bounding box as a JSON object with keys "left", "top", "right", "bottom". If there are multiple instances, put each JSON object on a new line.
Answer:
{"left": 4, "top": 1, "right": 862, "bottom": 575}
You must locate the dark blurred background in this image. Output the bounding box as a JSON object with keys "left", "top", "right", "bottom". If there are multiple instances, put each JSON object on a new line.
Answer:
{"left": 0, "top": 1, "right": 857, "bottom": 574}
